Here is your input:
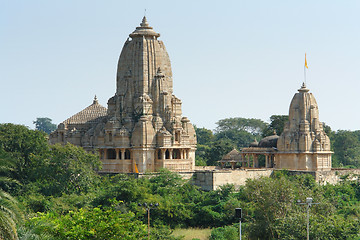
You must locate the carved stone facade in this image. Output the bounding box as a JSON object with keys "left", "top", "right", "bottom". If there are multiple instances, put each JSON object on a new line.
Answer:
{"left": 276, "top": 83, "right": 332, "bottom": 171}
{"left": 50, "top": 17, "right": 197, "bottom": 173}
{"left": 220, "top": 83, "right": 332, "bottom": 171}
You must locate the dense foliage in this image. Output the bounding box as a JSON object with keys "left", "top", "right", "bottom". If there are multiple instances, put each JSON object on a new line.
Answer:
{"left": 33, "top": 117, "right": 57, "bottom": 134}
{"left": 1, "top": 121, "right": 360, "bottom": 239}
{"left": 195, "top": 117, "right": 269, "bottom": 166}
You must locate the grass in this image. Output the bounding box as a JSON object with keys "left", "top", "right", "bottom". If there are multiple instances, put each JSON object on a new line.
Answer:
{"left": 172, "top": 228, "right": 212, "bottom": 240}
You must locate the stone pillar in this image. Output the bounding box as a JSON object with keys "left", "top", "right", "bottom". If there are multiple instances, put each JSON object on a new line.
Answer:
{"left": 169, "top": 149, "right": 173, "bottom": 160}
{"left": 161, "top": 149, "right": 165, "bottom": 160}
{"left": 121, "top": 149, "right": 125, "bottom": 160}
{"left": 265, "top": 155, "right": 269, "bottom": 168}
{"left": 247, "top": 155, "right": 250, "bottom": 168}
{"left": 231, "top": 162, "right": 235, "bottom": 170}
{"left": 273, "top": 154, "right": 276, "bottom": 168}
{"left": 115, "top": 149, "right": 120, "bottom": 160}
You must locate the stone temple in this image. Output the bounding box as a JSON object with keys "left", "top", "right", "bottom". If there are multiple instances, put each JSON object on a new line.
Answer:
{"left": 220, "top": 83, "right": 332, "bottom": 171}
{"left": 50, "top": 17, "right": 197, "bottom": 173}
{"left": 276, "top": 83, "right": 332, "bottom": 171}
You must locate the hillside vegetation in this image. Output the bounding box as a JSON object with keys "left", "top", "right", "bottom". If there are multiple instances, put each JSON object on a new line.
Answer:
{"left": 1, "top": 122, "right": 360, "bottom": 239}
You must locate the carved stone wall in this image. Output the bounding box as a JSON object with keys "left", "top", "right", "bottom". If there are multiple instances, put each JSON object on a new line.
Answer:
{"left": 276, "top": 83, "right": 332, "bottom": 171}
{"left": 49, "top": 17, "right": 197, "bottom": 173}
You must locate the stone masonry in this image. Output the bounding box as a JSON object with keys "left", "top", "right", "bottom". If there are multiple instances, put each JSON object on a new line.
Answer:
{"left": 50, "top": 17, "right": 197, "bottom": 173}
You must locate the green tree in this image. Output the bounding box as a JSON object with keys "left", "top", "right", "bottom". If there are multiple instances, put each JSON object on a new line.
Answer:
{"left": 215, "top": 118, "right": 267, "bottom": 149}
{"left": 215, "top": 130, "right": 254, "bottom": 149}
{"left": 262, "top": 115, "right": 288, "bottom": 137}
{"left": 26, "top": 202, "right": 148, "bottom": 240}
{"left": 33, "top": 117, "right": 57, "bottom": 134}
{"left": 215, "top": 117, "right": 267, "bottom": 136}
{"left": 0, "top": 149, "right": 23, "bottom": 240}
{"left": 194, "top": 126, "right": 214, "bottom": 166}
{"left": 196, "top": 118, "right": 268, "bottom": 165}
{"left": 194, "top": 126, "right": 214, "bottom": 145}
{"left": 205, "top": 139, "right": 234, "bottom": 166}
{"left": 242, "top": 173, "right": 335, "bottom": 240}
{"left": 0, "top": 123, "right": 49, "bottom": 184}
{"left": 0, "top": 148, "right": 19, "bottom": 192}
{"left": 0, "top": 191, "right": 23, "bottom": 240}
{"left": 31, "top": 143, "right": 101, "bottom": 196}
{"left": 332, "top": 130, "right": 360, "bottom": 167}
{"left": 322, "top": 122, "right": 334, "bottom": 141}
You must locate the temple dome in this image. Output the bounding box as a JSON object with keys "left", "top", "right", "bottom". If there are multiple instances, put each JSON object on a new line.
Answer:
{"left": 249, "top": 139, "right": 259, "bottom": 147}
{"left": 62, "top": 96, "right": 107, "bottom": 126}
{"left": 258, "top": 134, "right": 279, "bottom": 148}
{"left": 288, "top": 82, "right": 320, "bottom": 132}
{"left": 277, "top": 83, "right": 331, "bottom": 152}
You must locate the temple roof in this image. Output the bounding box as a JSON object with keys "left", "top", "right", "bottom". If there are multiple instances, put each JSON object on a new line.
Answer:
{"left": 221, "top": 148, "right": 241, "bottom": 161}
{"left": 129, "top": 16, "right": 160, "bottom": 38}
{"left": 63, "top": 96, "right": 107, "bottom": 125}
{"left": 258, "top": 134, "right": 279, "bottom": 148}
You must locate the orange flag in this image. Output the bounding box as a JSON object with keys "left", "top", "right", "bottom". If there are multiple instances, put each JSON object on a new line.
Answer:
{"left": 134, "top": 162, "right": 139, "bottom": 173}
{"left": 305, "top": 53, "right": 308, "bottom": 69}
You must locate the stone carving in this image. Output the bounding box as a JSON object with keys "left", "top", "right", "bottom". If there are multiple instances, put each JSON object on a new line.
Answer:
{"left": 220, "top": 83, "right": 332, "bottom": 171}
{"left": 276, "top": 83, "right": 332, "bottom": 170}
{"left": 49, "top": 17, "right": 197, "bottom": 173}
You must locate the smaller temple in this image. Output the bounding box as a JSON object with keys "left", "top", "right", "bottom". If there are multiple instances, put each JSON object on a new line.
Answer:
{"left": 276, "top": 83, "right": 332, "bottom": 171}
{"left": 219, "top": 83, "right": 332, "bottom": 171}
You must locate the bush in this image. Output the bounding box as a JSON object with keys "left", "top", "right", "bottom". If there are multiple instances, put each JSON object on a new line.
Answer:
{"left": 210, "top": 225, "right": 238, "bottom": 240}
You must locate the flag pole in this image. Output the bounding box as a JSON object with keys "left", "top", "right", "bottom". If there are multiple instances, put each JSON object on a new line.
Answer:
{"left": 304, "top": 53, "right": 308, "bottom": 85}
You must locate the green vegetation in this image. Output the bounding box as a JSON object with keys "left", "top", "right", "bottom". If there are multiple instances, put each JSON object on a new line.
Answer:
{"left": 1, "top": 121, "right": 360, "bottom": 239}
{"left": 33, "top": 117, "right": 57, "bottom": 134}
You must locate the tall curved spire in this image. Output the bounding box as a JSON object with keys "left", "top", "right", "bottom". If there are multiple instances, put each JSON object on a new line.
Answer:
{"left": 116, "top": 17, "right": 173, "bottom": 121}
{"left": 276, "top": 84, "right": 332, "bottom": 171}
{"left": 278, "top": 84, "right": 331, "bottom": 152}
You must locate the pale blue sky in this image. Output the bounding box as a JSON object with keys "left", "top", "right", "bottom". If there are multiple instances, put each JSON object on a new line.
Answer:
{"left": 1, "top": 0, "right": 359, "bottom": 131}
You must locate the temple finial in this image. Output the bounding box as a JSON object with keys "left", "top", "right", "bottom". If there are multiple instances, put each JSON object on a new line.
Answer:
{"left": 93, "top": 95, "right": 98, "bottom": 104}
{"left": 298, "top": 82, "right": 309, "bottom": 92}
{"left": 141, "top": 16, "right": 149, "bottom": 27}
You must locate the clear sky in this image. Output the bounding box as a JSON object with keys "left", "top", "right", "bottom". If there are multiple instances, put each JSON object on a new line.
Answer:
{"left": 1, "top": 0, "right": 359, "bottom": 132}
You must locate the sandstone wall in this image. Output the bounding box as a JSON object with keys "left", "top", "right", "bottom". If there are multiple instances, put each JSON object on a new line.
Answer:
{"left": 192, "top": 169, "right": 274, "bottom": 191}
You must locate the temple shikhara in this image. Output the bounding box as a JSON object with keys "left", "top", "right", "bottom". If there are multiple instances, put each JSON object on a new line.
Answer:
{"left": 50, "top": 17, "right": 332, "bottom": 179}
{"left": 220, "top": 83, "right": 332, "bottom": 171}
{"left": 50, "top": 17, "right": 197, "bottom": 173}
{"left": 276, "top": 83, "right": 332, "bottom": 171}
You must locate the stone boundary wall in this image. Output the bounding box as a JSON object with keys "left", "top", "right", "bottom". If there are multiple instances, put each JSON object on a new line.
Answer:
{"left": 100, "top": 168, "right": 360, "bottom": 191}
{"left": 191, "top": 168, "right": 360, "bottom": 191}
{"left": 316, "top": 169, "right": 360, "bottom": 184}
{"left": 192, "top": 169, "right": 274, "bottom": 191}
